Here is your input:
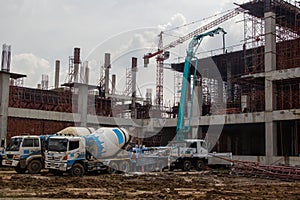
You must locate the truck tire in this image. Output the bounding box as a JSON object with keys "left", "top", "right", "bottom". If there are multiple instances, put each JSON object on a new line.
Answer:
{"left": 27, "top": 160, "right": 43, "bottom": 174}
{"left": 15, "top": 165, "right": 26, "bottom": 174}
{"left": 168, "top": 166, "right": 174, "bottom": 171}
{"left": 196, "top": 160, "right": 205, "bottom": 171}
{"left": 108, "top": 161, "right": 119, "bottom": 174}
{"left": 182, "top": 159, "right": 192, "bottom": 171}
{"left": 119, "top": 161, "right": 130, "bottom": 173}
{"left": 70, "top": 163, "right": 85, "bottom": 177}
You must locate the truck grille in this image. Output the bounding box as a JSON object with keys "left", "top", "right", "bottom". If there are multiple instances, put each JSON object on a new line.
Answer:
{"left": 47, "top": 156, "right": 54, "bottom": 160}
{"left": 47, "top": 156, "right": 61, "bottom": 161}
{"left": 54, "top": 157, "right": 61, "bottom": 161}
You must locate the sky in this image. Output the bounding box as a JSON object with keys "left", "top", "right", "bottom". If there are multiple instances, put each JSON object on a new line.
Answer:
{"left": 0, "top": 0, "right": 246, "bottom": 105}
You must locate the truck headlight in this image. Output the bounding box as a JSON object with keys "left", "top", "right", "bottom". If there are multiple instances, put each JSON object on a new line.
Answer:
{"left": 13, "top": 155, "right": 20, "bottom": 159}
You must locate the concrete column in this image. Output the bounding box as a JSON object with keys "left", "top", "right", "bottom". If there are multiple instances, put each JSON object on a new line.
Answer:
{"left": 131, "top": 57, "right": 137, "bottom": 119}
{"left": 76, "top": 83, "right": 89, "bottom": 127}
{"left": 85, "top": 66, "right": 89, "bottom": 84}
{"left": 104, "top": 53, "right": 111, "bottom": 98}
{"left": 74, "top": 48, "right": 80, "bottom": 83}
{"left": 264, "top": 11, "right": 277, "bottom": 164}
{"left": 54, "top": 60, "right": 60, "bottom": 89}
{"left": 0, "top": 72, "right": 10, "bottom": 142}
{"left": 0, "top": 71, "right": 25, "bottom": 142}
{"left": 112, "top": 74, "right": 116, "bottom": 95}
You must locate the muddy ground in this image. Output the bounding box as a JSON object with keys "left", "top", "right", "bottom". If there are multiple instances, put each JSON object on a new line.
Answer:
{"left": 0, "top": 168, "right": 300, "bottom": 200}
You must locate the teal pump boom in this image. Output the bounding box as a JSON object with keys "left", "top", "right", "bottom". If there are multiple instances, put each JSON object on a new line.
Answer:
{"left": 176, "top": 27, "right": 227, "bottom": 141}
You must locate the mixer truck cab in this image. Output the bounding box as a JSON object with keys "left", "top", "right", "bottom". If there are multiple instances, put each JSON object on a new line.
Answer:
{"left": 45, "top": 136, "right": 93, "bottom": 176}
{"left": 2, "top": 135, "right": 46, "bottom": 174}
{"left": 45, "top": 127, "right": 131, "bottom": 176}
{"left": 1, "top": 127, "right": 95, "bottom": 174}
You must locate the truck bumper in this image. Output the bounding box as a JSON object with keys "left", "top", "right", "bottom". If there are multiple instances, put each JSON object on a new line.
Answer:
{"left": 2, "top": 159, "right": 19, "bottom": 167}
{"left": 45, "top": 161, "right": 68, "bottom": 171}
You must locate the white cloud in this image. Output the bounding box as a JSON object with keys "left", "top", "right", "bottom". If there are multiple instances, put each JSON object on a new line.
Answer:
{"left": 158, "top": 13, "right": 188, "bottom": 34}
{"left": 12, "top": 53, "right": 51, "bottom": 87}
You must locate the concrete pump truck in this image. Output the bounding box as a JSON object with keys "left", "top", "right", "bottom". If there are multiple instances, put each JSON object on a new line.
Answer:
{"left": 166, "top": 27, "right": 232, "bottom": 171}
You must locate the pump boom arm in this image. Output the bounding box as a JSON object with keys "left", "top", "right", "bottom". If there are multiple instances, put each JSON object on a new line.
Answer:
{"left": 176, "top": 27, "right": 227, "bottom": 141}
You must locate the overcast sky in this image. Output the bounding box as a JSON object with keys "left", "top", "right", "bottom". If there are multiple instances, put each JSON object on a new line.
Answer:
{"left": 0, "top": 0, "right": 246, "bottom": 105}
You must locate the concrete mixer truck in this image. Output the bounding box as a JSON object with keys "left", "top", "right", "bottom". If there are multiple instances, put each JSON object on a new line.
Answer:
{"left": 1, "top": 127, "right": 95, "bottom": 174}
{"left": 44, "top": 127, "right": 133, "bottom": 176}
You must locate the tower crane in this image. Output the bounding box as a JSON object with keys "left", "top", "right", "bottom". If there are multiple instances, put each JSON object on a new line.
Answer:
{"left": 143, "top": 7, "right": 244, "bottom": 108}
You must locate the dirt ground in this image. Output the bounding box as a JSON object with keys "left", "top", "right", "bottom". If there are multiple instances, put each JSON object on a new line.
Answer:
{"left": 0, "top": 168, "right": 300, "bottom": 200}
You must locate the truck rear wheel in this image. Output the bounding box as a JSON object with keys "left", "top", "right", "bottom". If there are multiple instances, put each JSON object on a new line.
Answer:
{"left": 119, "top": 161, "right": 130, "bottom": 173}
{"left": 182, "top": 160, "right": 192, "bottom": 171}
{"left": 27, "top": 160, "right": 43, "bottom": 174}
{"left": 70, "top": 163, "right": 85, "bottom": 177}
{"left": 108, "top": 161, "right": 119, "bottom": 174}
{"left": 196, "top": 160, "right": 205, "bottom": 171}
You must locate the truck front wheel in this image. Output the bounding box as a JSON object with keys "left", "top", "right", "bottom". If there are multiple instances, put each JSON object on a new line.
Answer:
{"left": 70, "top": 163, "right": 85, "bottom": 177}
{"left": 28, "top": 160, "right": 43, "bottom": 174}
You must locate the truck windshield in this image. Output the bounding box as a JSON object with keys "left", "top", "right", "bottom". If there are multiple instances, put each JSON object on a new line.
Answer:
{"left": 6, "top": 138, "right": 22, "bottom": 151}
{"left": 47, "top": 139, "right": 68, "bottom": 152}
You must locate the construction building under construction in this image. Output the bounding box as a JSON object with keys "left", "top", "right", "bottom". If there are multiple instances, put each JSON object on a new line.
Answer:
{"left": 0, "top": 0, "right": 300, "bottom": 166}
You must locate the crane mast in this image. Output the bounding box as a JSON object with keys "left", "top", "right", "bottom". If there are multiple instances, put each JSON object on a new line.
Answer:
{"left": 156, "top": 32, "right": 164, "bottom": 107}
